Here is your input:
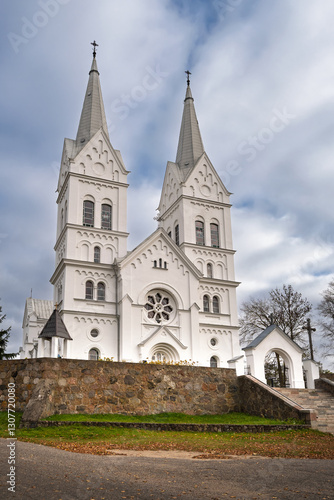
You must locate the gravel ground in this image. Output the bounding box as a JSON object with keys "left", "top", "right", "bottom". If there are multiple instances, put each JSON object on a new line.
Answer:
{"left": 0, "top": 438, "right": 333, "bottom": 499}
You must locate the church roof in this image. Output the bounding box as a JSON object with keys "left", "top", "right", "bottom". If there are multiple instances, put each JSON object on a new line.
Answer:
{"left": 175, "top": 83, "right": 205, "bottom": 175}
{"left": 243, "top": 324, "right": 303, "bottom": 352}
{"left": 76, "top": 54, "right": 109, "bottom": 150}
{"left": 38, "top": 308, "right": 72, "bottom": 340}
{"left": 24, "top": 298, "right": 54, "bottom": 321}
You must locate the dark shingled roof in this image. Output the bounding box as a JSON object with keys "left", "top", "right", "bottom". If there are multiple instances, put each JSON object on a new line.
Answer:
{"left": 38, "top": 309, "right": 72, "bottom": 340}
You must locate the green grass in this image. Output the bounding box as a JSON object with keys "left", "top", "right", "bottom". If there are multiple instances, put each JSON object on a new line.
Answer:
{"left": 44, "top": 411, "right": 303, "bottom": 425}
{"left": 0, "top": 412, "right": 333, "bottom": 458}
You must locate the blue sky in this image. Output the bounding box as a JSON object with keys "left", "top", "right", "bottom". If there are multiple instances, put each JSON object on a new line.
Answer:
{"left": 1, "top": 0, "right": 333, "bottom": 367}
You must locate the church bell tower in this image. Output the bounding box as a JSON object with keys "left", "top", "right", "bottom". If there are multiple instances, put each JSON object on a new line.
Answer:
{"left": 50, "top": 42, "right": 129, "bottom": 360}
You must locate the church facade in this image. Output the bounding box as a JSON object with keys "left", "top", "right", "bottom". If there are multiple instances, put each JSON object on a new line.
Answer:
{"left": 20, "top": 50, "right": 243, "bottom": 373}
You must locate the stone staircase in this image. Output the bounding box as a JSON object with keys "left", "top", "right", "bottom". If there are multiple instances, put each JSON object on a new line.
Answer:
{"left": 275, "top": 387, "right": 334, "bottom": 434}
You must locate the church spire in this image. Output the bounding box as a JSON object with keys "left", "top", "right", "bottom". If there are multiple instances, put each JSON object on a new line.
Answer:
{"left": 76, "top": 41, "right": 109, "bottom": 148}
{"left": 175, "top": 71, "right": 204, "bottom": 172}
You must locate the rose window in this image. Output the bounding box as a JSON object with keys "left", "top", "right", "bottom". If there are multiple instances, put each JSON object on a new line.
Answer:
{"left": 144, "top": 292, "right": 173, "bottom": 324}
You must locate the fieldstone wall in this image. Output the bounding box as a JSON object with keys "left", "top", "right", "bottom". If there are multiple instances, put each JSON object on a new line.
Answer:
{"left": 0, "top": 359, "right": 239, "bottom": 419}
{"left": 238, "top": 375, "right": 315, "bottom": 424}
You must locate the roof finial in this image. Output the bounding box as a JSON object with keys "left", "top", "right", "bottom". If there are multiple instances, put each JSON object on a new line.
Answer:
{"left": 91, "top": 40, "right": 99, "bottom": 59}
{"left": 185, "top": 70, "right": 191, "bottom": 87}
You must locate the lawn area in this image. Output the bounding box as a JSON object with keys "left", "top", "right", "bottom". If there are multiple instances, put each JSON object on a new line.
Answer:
{"left": 1, "top": 412, "right": 334, "bottom": 459}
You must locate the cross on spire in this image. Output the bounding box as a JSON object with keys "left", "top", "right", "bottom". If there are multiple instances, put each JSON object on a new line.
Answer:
{"left": 185, "top": 70, "right": 191, "bottom": 87}
{"left": 91, "top": 40, "right": 98, "bottom": 58}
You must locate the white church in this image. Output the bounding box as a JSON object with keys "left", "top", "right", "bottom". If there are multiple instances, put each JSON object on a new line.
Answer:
{"left": 21, "top": 47, "right": 243, "bottom": 372}
{"left": 20, "top": 46, "right": 318, "bottom": 388}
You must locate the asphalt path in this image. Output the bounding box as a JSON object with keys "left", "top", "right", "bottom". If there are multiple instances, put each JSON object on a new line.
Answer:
{"left": 0, "top": 438, "right": 333, "bottom": 499}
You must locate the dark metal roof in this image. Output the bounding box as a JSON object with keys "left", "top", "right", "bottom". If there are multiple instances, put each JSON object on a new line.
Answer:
{"left": 38, "top": 309, "right": 72, "bottom": 340}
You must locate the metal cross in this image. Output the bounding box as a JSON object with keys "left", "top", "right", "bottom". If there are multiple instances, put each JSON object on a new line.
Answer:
{"left": 302, "top": 318, "right": 316, "bottom": 361}
{"left": 185, "top": 70, "right": 191, "bottom": 86}
{"left": 91, "top": 40, "right": 99, "bottom": 58}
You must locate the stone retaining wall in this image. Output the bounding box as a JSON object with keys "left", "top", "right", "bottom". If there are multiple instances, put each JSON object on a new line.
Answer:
{"left": 34, "top": 420, "right": 309, "bottom": 432}
{"left": 238, "top": 375, "right": 315, "bottom": 424}
{"left": 0, "top": 358, "right": 239, "bottom": 419}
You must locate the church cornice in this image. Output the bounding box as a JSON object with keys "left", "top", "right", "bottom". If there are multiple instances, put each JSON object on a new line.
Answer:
{"left": 54, "top": 224, "right": 129, "bottom": 251}
{"left": 50, "top": 258, "right": 116, "bottom": 284}
{"left": 158, "top": 193, "right": 231, "bottom": 221}
{"left": 60, "top": 308, "right": 117, "bottom": 320}
{"left": 57, "top": 171, "right": 129, "bottom": 202}
{"left": 76, "top": 173, "right": 129, "bottom": 189}
{"left": 180, "top": 242, "right": 236, "bottom": 255}
{"left": 188, "top": 196, "right": 231, "bottom": 209}
{"left": 199, "top": 278, "right": 240, "bottom": 288}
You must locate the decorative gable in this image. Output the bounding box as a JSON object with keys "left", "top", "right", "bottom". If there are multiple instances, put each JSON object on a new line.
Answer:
{"left": 71, "top": 129, "right": 128, "bottom": 184}
{"left": 183, "top": 153, "right": 231, "bottom": 204}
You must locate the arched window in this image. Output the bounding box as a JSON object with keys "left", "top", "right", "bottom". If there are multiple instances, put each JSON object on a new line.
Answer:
{"left": 101, "top": 204, "right": 112, "bottom": 230}
{"left": 85, "top": 280, "right": 94, "bottom": 300}
{"left": 175, "top": 224, "right": 179, "bottom": 246}
{"left": 97, "top": 282, "right": 105, "bottom": 301}
{"left": 210, "top": 223, "right": 219, "bottom": 248}
{"left": 213, "top": 296, "right": 220, "bottom": 314}
{"left": 195, "top": 220, "right": 205, "bottom": 245}
{"left": 203, "top": 294, "right": 210, "bottom": 313}
{"left": 210, "top": 356, "right": 218, "bottom": 368}
{"left": 89, "top": 348, "right": 99, "bottom": 360}
{"left": 207, "top": 263, "right": 213, "bottom": 278}
{"left": 61, "top": 208, "right": 64, "bottom": 230}
{"left": 94, "top": 246, "right": 101, "bottom": 263}
{"left": 83, "top": 200, "right": 94, "bottom": 227}
{"left": 65, "top": 201, "right": 68, "bottom": 225}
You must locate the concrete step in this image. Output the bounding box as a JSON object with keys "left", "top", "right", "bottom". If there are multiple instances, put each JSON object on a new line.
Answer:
{"left": 274, "top": 387, "right": 334, "bottom": 435}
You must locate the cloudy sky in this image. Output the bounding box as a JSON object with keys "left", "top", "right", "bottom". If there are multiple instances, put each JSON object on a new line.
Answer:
{"left": 1, "top": 0, "right": 333, "bottom": 367}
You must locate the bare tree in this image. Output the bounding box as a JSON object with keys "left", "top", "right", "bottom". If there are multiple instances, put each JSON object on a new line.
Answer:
{"left": 318, "top": 279, "right": 334, "bottom": 358}
{"left": 240, "top": 284, "right": 312, "bottom": 346}
{"left": 239, "top": 285, "right": 312, "bottom": 386}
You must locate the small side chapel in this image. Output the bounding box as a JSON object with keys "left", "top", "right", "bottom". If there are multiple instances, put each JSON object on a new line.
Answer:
{"left": 20, "top": 46, "right": 244, "bottom": 373}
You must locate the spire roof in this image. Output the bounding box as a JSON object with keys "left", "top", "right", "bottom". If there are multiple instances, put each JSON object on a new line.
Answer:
{"left": 38, "top": 308, "right": 72, "bottom": 340}
{"left": 175, "top": 78, "right": 205, "bottom": 173}
{"left": 76, "top": 47, "right": 109, "bottom": 148}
